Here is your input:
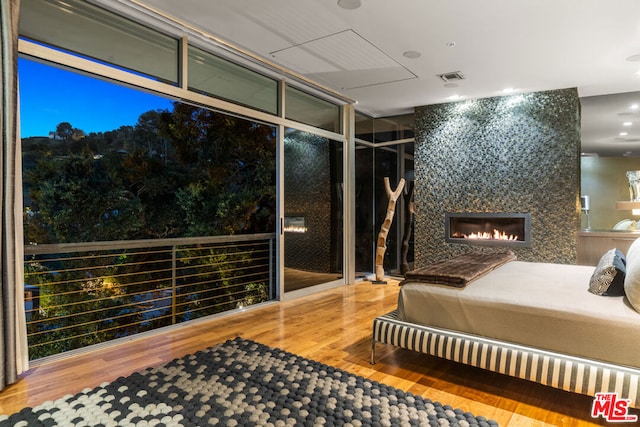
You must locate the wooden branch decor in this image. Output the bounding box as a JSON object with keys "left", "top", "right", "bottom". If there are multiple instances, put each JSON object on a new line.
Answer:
{"left": 373, "top": 177, "right": 405, "bottom": 284}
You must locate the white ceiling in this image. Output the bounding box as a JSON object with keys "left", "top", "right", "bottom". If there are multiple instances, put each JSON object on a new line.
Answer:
{"left": 134, "top": 0, "right": 640, "bottom": 156}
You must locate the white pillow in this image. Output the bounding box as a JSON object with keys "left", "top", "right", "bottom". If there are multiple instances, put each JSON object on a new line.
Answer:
{"left": 626, "top": 236, "right": 640, "bottom": 261}
{"left": 624, "top": 238, "right": 640, "bottom": 313}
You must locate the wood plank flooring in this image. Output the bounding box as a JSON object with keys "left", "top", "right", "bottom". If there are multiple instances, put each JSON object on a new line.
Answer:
{"left": 0, "top": 279, "right": 628, "bottom": 426}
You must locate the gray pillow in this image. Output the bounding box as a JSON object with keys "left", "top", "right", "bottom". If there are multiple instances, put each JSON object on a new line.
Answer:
{"left": 589, "top": 248, "right": 626, "bottom": 296}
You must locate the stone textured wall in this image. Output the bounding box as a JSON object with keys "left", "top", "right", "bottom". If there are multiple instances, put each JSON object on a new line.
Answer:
{"left": 413, "top": 88, "right": 581, "bottom": 265}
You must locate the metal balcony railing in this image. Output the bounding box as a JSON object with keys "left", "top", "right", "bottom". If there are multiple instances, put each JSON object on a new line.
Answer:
{"left": 23, "top": 233, "right": 276, "bottom": 360}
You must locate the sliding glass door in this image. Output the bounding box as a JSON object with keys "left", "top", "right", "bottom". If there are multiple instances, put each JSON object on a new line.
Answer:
{"left": 283, "top": 128, "right": 343, "bottom": 292}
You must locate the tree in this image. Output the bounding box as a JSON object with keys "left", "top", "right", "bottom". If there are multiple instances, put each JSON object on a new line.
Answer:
{"left": 159, "top": 103, "right": 276, "bottom": 236}
{"left": 55, "top": 122, "right": 73, "bottom": 141}
{"left": 23, "top": 103, "right": 276, "bottom": 359}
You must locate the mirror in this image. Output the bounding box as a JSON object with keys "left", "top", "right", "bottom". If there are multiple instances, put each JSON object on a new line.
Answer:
{"left": 580, "top": 91, "right": 640, "bottom": 231}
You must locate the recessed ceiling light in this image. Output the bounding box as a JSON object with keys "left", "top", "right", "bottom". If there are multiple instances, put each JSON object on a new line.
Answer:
{"left": 624, "top": 122, "right": 633, "bottom": 126}
{"left": 337, "top": 0, "right": 361, "bottom": 10}
{"left": 502, "top": 87, "right": 516, "bottom": 94}
{"left": 620, "top": 132, "right": 629, "bottom": 136}
{"left": 631, "top": 104, "right": 639, "bottom": 110}
{"left": 448, "top": 95, "right": 460, "bottom": 100}
{"left": 403, "top": 50, "right": 421, "bottom": 59}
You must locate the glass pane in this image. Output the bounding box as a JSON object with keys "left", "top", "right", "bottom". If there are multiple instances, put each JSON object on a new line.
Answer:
{"left": 375, "top": 146, "right": 400, "bottom": 274}
{"left": 188, "top": 45, "right": 279, "bottom": 115}
{"left": 284, "top": 129, "right": 343, "bottom": 291}
{"left": 285, "top": 86, "right": 341, "bottom": 133}
{"left": 20, "top": 57, "right": 278, "bottom": 359}
{"left": 355, "top": 143, "right": 375, "bottom": 275}
{"left": 20, "top": 0, "right": 179, "bottom": 84}
{"left": 374, "top": 113, "right": 415, "bottom": 143}
{"left": 401, "top": 147, "right": 415, "bottom": 274}
{"left": 355, "top": 112, "right": 374, "bottom": 142}
{"left": 20, "top": 58, "right": 276, "bottom": 244}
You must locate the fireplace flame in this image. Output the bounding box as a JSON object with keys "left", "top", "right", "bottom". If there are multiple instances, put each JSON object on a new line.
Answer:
{"left": 454, "top": 229, "right": 519, "bottom": 241}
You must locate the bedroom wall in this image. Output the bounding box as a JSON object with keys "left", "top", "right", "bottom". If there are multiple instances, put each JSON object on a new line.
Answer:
{"left": 581, "top": 156, "right": 640, "bottom": 230}
{"left": 413, "top": 88, "right": 581, "bottom": 265}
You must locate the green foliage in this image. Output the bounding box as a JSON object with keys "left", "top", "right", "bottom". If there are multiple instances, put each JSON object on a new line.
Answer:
{"left": 22, "top": 102, "right": 276, "bottom": 359}
{"left": 161, "top": 104, "right": 276, "bottom": 236}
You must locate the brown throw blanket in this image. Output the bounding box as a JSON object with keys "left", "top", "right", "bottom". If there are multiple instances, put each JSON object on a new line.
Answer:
{"left": 400, "top": 251, "right": 516, "bottom": 288}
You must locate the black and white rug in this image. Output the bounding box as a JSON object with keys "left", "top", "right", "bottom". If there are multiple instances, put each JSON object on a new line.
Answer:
{"left": 0, "top": 337, "right": 498, "bottom": 426}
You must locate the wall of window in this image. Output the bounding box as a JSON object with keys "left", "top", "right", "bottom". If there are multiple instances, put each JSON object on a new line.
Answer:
{"left": 18, "top": 0, "right": 351, "bottom": 359}
{"left": 20, "top": 57, "right": 280, "bottom": 358}
{"left": 21, "top": 58, "right": 277, "bottom": 244}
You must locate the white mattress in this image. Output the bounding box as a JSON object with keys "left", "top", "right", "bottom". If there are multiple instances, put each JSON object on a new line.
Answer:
{"left": 398, "top": 261, "right": 640, "bottom": 368}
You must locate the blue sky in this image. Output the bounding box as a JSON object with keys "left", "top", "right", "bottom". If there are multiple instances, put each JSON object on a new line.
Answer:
{"left": 19, "top": 58, "right": 173, "bottom": 138}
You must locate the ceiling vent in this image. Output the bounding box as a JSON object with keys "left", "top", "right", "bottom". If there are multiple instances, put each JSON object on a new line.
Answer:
{"left": 437, "top": 71, "right": 465, "bottom": 82}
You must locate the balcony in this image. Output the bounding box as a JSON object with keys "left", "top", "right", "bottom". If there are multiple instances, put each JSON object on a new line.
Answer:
{"left": 23, "top": 233, "right": 276, "bottom": 360}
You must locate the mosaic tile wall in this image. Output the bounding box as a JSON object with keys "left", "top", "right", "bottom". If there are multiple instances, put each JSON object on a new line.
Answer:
{"left": 284, "top": 133, "right": 334, "bottom": 273}
{"left": 413, "top": 88, "right": 581, "bottom": 265}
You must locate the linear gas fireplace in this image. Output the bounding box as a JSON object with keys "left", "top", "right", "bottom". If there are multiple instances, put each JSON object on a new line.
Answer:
{"left": 445, "top": 212, "right": 531, "bottom": 247}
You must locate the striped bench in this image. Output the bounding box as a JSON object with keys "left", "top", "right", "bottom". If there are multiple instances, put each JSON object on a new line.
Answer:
{"left": 372, "top": 310, "right": 640, "bottom": 408}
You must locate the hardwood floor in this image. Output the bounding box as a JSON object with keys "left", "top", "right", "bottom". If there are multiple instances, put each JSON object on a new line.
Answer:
{"left": 0, "top": 279, "right": 628, "bottom": 426}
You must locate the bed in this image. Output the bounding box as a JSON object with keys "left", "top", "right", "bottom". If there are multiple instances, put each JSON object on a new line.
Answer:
{"left": 371, "top": 244, "right": 640, "bottom": 407}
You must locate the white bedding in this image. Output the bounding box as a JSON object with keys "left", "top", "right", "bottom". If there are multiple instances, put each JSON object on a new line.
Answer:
{"left": 398, "top": 260, "right": 640, "bottom": 368}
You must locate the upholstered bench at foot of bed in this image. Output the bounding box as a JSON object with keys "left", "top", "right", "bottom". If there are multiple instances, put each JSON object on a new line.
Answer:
{"left": 371, "top": 310, "right": 640, "bottom": 408}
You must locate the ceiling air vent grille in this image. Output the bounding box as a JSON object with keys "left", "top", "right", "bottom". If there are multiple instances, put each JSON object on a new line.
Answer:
{"left": 437, "top": 71, "right": 465, "bottom": 82}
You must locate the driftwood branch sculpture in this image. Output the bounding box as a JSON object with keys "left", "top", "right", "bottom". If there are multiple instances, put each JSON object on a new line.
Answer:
{"left": 374, "top": 177, "right": 405, "bottom": 283}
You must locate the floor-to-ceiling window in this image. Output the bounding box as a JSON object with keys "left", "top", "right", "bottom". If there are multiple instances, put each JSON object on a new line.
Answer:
{"left": 18, "top": 0, "right": 351, "bottom": 359}
{"left": 355, "top": 143, "right": 375, "bottom": 276}
{"left": 20, "top": 58, "right": 279, "bottom": 359}
{"left": 354, "top": 113, "right": 414, "bottom": 278}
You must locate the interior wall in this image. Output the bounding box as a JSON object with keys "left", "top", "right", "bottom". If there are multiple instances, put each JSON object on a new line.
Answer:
{"left": 581, "top": 156, "right": 640, "bottom": 230}
{"left": 413, "top": 88, "right": 581, "bottom": 265}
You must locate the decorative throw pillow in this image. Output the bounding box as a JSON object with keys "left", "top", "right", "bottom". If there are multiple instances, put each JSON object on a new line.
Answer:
{"left": 625, "top": 238, "right": 640, "bottom": 313}
{"left": 589, "top": 248, "right": 626, "bottom": 296}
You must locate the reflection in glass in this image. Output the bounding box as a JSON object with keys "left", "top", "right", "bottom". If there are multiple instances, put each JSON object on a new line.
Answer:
{"left": 355, "top": 112, "right": 374, "bottom": 142}
{"left": 373, "top": 114, "right": 415, "bottom": 143}
{"left": 355, "top": 143, "right": 375, "bottom": 274}
{"left": 354, "top": 140, "right": 414, "bottom": 277}
{"left": 285, "top": 86, "right": 341, "bottom": 133}
{"left": 20, "top": 0, "right": 179, "bottom": 84}
{"left": 284, "top": 129, "right": 343, "bottom": 291}
{"left": 188, "top": 45, "right": 279, "bottom": 114}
